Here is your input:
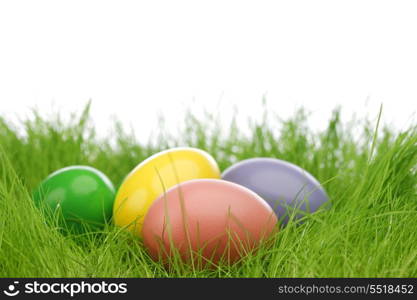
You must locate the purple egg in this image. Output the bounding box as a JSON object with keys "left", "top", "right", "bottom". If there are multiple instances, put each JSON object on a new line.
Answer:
{"left": 222, "top": 158, "right": 329, "bottom": 223}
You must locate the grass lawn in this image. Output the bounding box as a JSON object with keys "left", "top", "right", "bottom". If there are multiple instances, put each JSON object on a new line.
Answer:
{"left": 0, "top": 103, "right": 416, "bottom": 278}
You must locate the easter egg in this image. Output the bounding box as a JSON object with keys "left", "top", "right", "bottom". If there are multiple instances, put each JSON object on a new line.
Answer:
{"left": 222, "top": 158, "right": 329, "bottom": 223}
{"left": 33, "top": 166, "right": 115, "bottom": 233}
{"left": 142, "top": 179, "right": 277, "bottom": 265}
{"left": 113, "top": 147, "right": 221, "bottom": 236}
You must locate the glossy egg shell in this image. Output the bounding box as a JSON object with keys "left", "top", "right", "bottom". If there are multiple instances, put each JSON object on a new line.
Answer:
{"left": 222, "top": 158, "right": 329, "bottom": 223}
{"left": 142, "top": 179, "right": 277, "bottom": 265}
{"left": 113, "top": 147, "right": 221, "bottom": 236}
{"left": 33, "top": 166, "right": 115, "bottom": 233}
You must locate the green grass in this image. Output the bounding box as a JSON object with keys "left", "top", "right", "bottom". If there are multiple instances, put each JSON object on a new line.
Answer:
{"left": 0, "top": 102, "right": 416, "bottom": 278}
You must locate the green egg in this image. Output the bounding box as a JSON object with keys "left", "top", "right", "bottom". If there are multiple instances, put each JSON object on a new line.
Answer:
{"left": 33, "top": 166, "right": 116, "bottom": 233}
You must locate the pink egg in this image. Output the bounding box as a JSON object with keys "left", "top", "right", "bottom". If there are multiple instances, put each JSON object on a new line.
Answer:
{"left": 142, "top": 179, "right": 277, "bottom": 265}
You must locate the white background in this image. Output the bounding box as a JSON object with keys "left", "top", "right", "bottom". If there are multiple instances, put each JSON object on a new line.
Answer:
{"left": 0, "top": 0, "right": 416, "bottom": 141}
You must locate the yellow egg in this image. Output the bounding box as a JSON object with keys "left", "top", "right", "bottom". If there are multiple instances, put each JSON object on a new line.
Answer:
{"left": 113, "top": 147, "right": 221, "bottom": 236}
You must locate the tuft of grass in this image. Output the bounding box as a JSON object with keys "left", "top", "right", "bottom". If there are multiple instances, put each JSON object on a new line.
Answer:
{"left": 0, "top": 102, "right": 416, "bottom": 278}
